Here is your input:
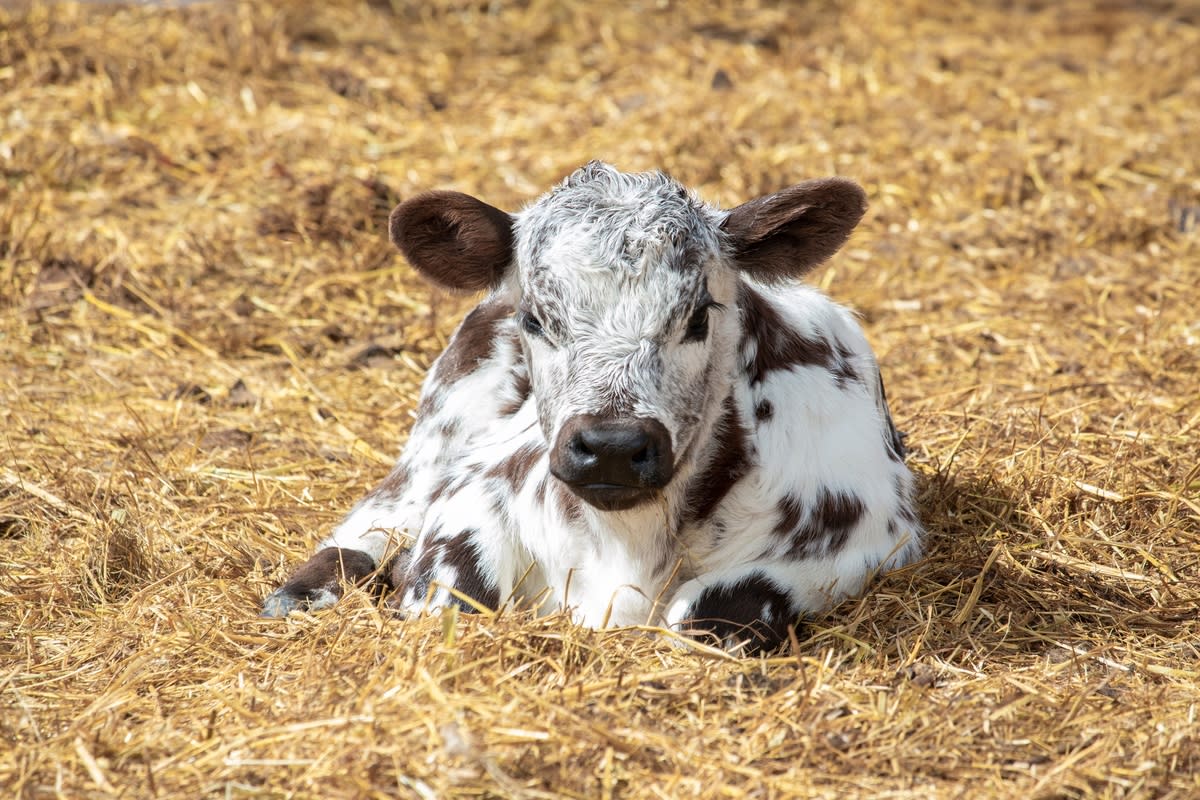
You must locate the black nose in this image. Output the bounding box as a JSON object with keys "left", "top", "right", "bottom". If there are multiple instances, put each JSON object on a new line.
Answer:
{"left": 571, "top": 424, "right": 657, "bottom": 477}
{"left": 551, "top": 416, "right": 675, "bottom": 511}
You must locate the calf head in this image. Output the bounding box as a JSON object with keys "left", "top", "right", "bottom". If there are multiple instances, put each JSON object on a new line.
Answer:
{"left": 389, "top": 162, "right": 867, "bottom": 511}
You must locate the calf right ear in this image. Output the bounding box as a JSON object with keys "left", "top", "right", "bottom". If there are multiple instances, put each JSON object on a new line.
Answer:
{"left": 389, "top": 191, "right": 515, "bottom": 292}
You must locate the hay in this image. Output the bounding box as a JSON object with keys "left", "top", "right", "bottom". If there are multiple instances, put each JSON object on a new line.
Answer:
{"left": 1, "top": 0, "right": 1198, "bottom": 796}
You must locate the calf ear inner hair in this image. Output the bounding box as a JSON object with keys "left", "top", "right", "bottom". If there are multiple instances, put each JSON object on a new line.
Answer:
{"left": 389, "top": 191, "right": 515, "bottom": 292}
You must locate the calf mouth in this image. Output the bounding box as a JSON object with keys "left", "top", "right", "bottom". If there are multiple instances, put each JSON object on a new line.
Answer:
{"left": 568, "top": 482, "right": 660, "bottom": 512}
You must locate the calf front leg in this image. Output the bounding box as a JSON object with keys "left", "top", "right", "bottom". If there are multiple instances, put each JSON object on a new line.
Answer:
{"left": 261, "top": 547, "right": 380, "bottom": 617}
{"left": 386, "top": 526, "right": 504, "bottom": 615}
{"left": 261, "top": 471, "right": 423, "bottom": 617}
{"left": 665, "top": 568, "right": 805, "bottom": 655}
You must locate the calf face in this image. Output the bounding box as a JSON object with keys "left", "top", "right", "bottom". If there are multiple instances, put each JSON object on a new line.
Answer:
{"left": 389, "top": 162, "right": 867, "bottom": 512}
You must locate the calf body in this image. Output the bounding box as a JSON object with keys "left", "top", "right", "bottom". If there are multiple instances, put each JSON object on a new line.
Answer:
{"left": 263, "top": 162, "right": 921, "bottom": 652}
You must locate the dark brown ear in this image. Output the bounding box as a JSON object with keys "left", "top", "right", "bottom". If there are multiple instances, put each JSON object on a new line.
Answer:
{"left": 388, "top": 191, "right": 514, "bottom": 292}
{"left": 722, "top": 178, "right": 867, "bottom": 281}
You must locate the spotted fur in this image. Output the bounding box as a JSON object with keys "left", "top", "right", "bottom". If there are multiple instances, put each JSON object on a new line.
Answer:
{"left": 262, "top": 162, "right": 922, "bottom": 654}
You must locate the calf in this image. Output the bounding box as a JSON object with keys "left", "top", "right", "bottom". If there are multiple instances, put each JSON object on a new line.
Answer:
{"left": 262, "top": 162, "right": 922, "bottom": 653}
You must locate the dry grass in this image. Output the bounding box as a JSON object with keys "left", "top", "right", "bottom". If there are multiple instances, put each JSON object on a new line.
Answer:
{"left": 2, "top": 0, "right": 1199, "bottom": 797}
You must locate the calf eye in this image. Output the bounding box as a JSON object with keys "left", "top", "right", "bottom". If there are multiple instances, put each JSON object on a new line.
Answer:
{"left": 683, "top": 305, "right": 710, "bottom": 343}
{"left": 521, "top": 312, "right": 545, "bottom": 338}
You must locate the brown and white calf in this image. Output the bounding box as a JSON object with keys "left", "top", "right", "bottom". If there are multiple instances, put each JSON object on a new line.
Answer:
{"left": 262, "top": 162, "right": 921, "bottom": 653}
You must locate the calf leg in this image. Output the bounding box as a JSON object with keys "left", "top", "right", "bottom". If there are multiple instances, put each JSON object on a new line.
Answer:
{"left": 387, "top": 527, "right": 504, "bottom": 616}
{"left": 665, "top": 567, "right": 808, "bottom": 655}
{"left": 261, "top": 547, "right": 379, "bottom": 617}
{"left": 261, "top": 462, "right": 427, "bottom": 617}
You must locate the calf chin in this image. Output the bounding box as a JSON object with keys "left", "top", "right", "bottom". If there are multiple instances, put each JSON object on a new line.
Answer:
{"left": 566, "top": 483, "right": 659, "bottom": 512}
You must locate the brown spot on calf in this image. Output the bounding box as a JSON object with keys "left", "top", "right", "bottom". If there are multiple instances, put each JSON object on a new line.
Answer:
{"left": 370, "top": 464, "right": 411, "bottom": 501}
{"left": 439, "top": 530, "right": 500, "bottom": 610}
{"left": 776, "top": 489, "right": 866, "bottom": 559}
{"left": 739, "top": 285, "right": 834, "bottom": 384}
{"left": 684, "top": 398, "right": 752, "bottom": 523}
{"left": 485, "top": 442, "right": 545, "bottom": 492}
{"left": 553, "top": 480, "right": 585, "bottom": 525}
{"left": 431, "top": 300, "right": 511, "bottom": 385}
{"left": 498, "top": 367, "right": 532, "bottom": 416}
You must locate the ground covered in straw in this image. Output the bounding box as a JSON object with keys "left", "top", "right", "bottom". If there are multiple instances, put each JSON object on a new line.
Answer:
{"left": 2, "top": 0, "right": 1198, "bottom": 797}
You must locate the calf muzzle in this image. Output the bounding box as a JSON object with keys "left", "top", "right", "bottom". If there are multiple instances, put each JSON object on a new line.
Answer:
{"left": 551, "top": 415, "right": 675, "bottom": 511}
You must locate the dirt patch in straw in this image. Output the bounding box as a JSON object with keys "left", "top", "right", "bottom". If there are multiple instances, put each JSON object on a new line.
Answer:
{"left": 2, "top": 0, "right": 1198, "bottom": 797}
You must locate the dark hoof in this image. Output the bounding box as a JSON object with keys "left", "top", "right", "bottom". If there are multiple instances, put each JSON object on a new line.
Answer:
{"left": 260, "top": 588, "right": 310, "bottom": 618}
{"left": 259, "top": 547, "right": 378, "bottom": 618}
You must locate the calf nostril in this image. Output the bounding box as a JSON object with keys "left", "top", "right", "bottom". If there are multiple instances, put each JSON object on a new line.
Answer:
{"left": 570, "top": 435, "right": 595, "bottom": 458}
{"left": 631, "top": 445, "right": 651, "bottom": 466}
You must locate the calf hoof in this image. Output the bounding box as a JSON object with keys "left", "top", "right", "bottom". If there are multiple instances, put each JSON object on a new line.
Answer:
{"left": 260, "top": 587, "right": 322, "bottom": 618}
{"left": 259, "top": 547, "right": 377, "bottom": 618}
{"left": 382, "top": 588, "right": 411, "bottom": 618}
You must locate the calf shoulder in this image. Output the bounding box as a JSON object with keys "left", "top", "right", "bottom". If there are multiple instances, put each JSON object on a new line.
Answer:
{"left": 676, "top": 282, "right": 919, "bottom": 616}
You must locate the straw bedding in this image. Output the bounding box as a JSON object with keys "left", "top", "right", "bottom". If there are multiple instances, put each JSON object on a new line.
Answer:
{"left": 1, "top": 1, "right": 1198, "bottom": 797}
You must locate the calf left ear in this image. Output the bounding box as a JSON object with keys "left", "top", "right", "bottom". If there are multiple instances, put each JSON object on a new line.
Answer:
{"left": 722, "top": 178, "right": 867, "bottom": 281}
{"left": 389, "top": 191, "right": 515, "bottom": 292}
